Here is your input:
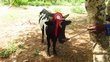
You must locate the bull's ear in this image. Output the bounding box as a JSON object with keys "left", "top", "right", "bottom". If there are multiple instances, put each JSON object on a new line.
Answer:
{"left": 63, "top": 14, "right": 69, "bottom": 19}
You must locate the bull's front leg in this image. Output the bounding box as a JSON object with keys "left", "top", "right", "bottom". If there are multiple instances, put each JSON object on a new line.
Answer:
{"left": 47, "top": 36, "right": 51, "bottom": 56}
{"left": 52, "top": 38, "right": 57, "bottom": 55}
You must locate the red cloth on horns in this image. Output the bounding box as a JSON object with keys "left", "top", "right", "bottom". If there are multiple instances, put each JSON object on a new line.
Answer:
{"left": 53, "top": 12, "right": 63, "bottom": 37}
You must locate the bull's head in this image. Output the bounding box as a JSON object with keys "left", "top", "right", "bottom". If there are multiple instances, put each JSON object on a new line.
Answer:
{"left": 58, "top": 15, "right": 71, "bottom": 44}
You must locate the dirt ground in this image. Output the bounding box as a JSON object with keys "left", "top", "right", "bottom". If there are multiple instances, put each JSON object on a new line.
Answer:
{"left": 0, "top": 6, "right": 93, "bottom": 62}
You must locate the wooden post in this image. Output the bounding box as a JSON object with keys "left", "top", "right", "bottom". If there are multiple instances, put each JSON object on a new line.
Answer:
{"left": 85, "top": 0, "right": 109, "bottom": 62}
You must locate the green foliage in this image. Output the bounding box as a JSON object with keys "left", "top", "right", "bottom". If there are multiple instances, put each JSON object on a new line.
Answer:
{"left": 2, "top": 0, "right": 29, "bottom": 6}
{"left": 3, "top": 2, "right": 10, "bottom": 5}
{"left": 13, "top": 0, "right": 29, "bottom": 6}
{"left": 43, "top": 2, "right": 52, "bottom": 6}
{"left": 70, "top": 6, "right": 86, "bottom": 14}
{"left": 28, "top": 1, "right": 51, "bottom": 6}
{"left": 0, "top": 41, "right": 16, "bottom": 58}
{"left": 0, "top": 49, "right": 10, "bottom": 58}
{"left": 1, "top": 0, "right": 85, "bottom": 6}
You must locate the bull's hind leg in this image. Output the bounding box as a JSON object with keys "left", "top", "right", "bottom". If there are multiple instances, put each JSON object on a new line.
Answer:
{"left": 41, "top": 26, "right": 44, "bottom": 43}
{"left": 47, "top": 36, "right": 51, "bottom": 56}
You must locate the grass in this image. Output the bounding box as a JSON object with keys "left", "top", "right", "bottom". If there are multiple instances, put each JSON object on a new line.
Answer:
{"left": 0, "top": 41, "right": 16, "bottom": 58}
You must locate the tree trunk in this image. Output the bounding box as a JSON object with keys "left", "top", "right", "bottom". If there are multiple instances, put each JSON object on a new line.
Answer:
{"left": 107, "top": 0, "right": 110, "bottom": 16}
{"left": 85, "top": 0, "right": 109, "bottom": 62}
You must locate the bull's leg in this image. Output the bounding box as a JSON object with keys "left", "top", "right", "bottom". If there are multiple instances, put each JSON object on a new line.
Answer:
{"left": 41, "top": 26, "right": 44, "bottom": 43}
{"left": 47, "top": 36, "right": 51, "bottom": 56}
{"left": 52, "top": 39, "right": 57, "bottom": 55}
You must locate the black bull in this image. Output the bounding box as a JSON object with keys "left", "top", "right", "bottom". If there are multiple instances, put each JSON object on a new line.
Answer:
{"left": 39, "top": 9, "right": 71, "bottom": 55}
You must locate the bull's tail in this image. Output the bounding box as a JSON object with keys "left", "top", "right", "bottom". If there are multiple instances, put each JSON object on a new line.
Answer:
{"left": 39, "top": 9, "right": 47, "bottom": 23}
{"left": 39, "top": 15, "right": 42, "bottom": 23}
{"left": 39, "top": 11, "right": 43, "bottom": 23}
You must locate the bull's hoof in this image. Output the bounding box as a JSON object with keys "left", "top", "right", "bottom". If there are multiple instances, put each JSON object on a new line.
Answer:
{"left": 53, "top": 52, "right": 57, "bottom": 56}
{"left": 47, "top": 52, "right": 51, "bottom": 56}
{"left": 59, "top": 39, "right": 65, "bottom": 44}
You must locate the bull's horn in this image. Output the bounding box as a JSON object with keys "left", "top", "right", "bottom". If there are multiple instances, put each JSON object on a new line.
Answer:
{"left": 63, "top": 14, "right": 69, "bottom": 19}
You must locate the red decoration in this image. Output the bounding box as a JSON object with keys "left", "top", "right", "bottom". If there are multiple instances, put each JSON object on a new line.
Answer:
{"left": 53, "top": 12, "right": 63, "bottom": 37}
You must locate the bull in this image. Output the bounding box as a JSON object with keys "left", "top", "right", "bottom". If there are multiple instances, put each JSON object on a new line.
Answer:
{"left": 39, "top": 9, "right": 71, "bottom": 55}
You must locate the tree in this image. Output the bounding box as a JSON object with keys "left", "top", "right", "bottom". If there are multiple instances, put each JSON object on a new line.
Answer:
{"left": 85, "top": 0, "right": 109, "bottom": 62}
{"left": 50, "top": 0, "right": 57, "bottom": 4}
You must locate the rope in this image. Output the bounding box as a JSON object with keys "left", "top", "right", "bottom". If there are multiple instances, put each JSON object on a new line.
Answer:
{"left": 69, "top": 29, "right": 88, "bottom": 38}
